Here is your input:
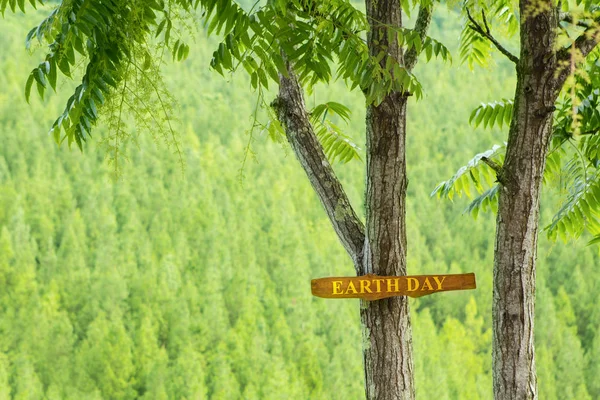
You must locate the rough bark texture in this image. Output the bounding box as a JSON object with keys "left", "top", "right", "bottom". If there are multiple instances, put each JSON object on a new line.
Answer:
{"left": 361, "top": 0, "right": 415, "bottom": 398}
{"left": 272, "top": 69, "right": 365, "bottom": 268}
{"left": 492, "top": 3, "right": 560, "bottom": 399}
{"left": 361, "top": 93, "right": 413, "bottom": 400}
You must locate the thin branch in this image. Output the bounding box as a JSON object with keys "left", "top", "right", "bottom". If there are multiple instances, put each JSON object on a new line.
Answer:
{"left": 238, "top": 84, "right": 262, "bottom": 184}
{"left": 481, "top": 9, "right": 491, "bottom": 34}
{"left": 562, "top": 16, "right": 600, "bottom": 57}
{"left": 466, "top": 8, "right": 519, "bottom": 65}
{"left": 114, "top": 61, "right": 130, "bottom": 175}
{"left": 581, "top": 128, "right": 600, "bottom": 135}
{"left": 272, "top": 62, "right": 365, "bottom": 268}
{"left": 560, "top": 12, "right": 594, "bottom": 29}
{"left": 131, "top": 62, "right": 184, "bottom": 170}
{"left": 404, "top": 4, "right": 433, "bottom": 72}
{"left": 481, "top": 156, "right": 509, "bottom": 186}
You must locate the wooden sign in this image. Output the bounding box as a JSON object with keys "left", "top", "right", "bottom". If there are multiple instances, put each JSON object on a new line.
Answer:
{"left": 311, "top": 273, "right": 476, "bottom": 300}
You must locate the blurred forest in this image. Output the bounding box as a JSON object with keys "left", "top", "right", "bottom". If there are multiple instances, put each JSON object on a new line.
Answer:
{"left": 1, "top": 6, "right": 600, "bottom": 400}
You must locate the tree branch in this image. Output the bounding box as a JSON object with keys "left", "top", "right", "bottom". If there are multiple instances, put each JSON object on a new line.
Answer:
{"left": 580, "top": 128, "right": 600, "bottom": 135}
{"left": 404, "top": 4, "right": 433, "bottom": 72}
{"left": 271, "top": 64, "right": 365, "bottom": 269}
{"left": 561, "top": 17, "right": 600, "bottom": 58}
{"left": 560, "top": 12, "right": 594, "bottom": 29}
{"left": 466, "top": 8, "right": 519, "bottom": 65}
{"left": 554, "top": 17, "right": 600, "bottom": 89}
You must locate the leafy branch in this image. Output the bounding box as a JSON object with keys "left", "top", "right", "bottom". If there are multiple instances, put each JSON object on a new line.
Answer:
{"left": 465, "top": 8, "right": 519, "bottom": 65}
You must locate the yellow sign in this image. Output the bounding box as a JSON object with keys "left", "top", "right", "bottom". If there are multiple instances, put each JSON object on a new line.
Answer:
{"left": 311, "top": 273, "right": 476, "bottom": 300}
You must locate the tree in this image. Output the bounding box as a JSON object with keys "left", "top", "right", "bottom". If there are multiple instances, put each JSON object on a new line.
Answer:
{"left": 5, "top": 0, "right": 451, "bottom": 398}
{"left": 433, "top": 1, "right": 600, "bottom": 398}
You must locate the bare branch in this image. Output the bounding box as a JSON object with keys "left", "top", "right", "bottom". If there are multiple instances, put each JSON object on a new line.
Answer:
{"left": 404, "top": 4, "right": 433, "bottom": 72}
{"left": 481, "top": 9, "right": 491, "bottom": 34}
{"left": 581, "top": 128, "right": 600, "bottom": 135}
{"left": 271, "top": 64, "right": 365, "bottom": 269}
{"left": 466, "top": 8, "right": 519, "bottom": 65}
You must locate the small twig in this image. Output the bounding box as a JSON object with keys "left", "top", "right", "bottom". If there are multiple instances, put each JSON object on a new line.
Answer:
{"left": 238, "top": 85, "right": 263, "bottom": 184}
{"left": 481, "top": 156, "right": 502, "bottom": 173}
{"left": 581, "top": 128, "right": 600, "bottom": 135}
{"left": 466, "top": 8, "right": 519, "bottom": 65}
{"left": 481, "top": 156, "right": 506, "bottom": 185}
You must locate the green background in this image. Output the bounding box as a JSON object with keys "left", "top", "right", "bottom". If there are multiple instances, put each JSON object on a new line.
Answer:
{"left": 0, "top": 7, "right": 598, "bottom": 399}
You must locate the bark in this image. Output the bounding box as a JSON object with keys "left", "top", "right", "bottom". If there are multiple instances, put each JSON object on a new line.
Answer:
{"left": 361, "top": 92, "right": 413, "bottom": 400}
{"left": 492, "top": 4, "right": 560, "bottom": 399}
{"left": 359, "top": 0, "right": 420, "bottom": 399}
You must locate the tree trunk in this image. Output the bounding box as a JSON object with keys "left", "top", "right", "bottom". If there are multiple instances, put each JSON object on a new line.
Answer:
{"left": 273, "top": 62, "right": 414, "bottom": 400}
{"left": 275, "top": 0, "right": 434, "bottom": 397}
{"left": 492, "top": 4, "right": 560, "bottom": 399}
{"left": 361, "top": 93, "right": 413, "bottom": 400}
{"left": 361, "top": 0, "right": 415, "bottom": 398}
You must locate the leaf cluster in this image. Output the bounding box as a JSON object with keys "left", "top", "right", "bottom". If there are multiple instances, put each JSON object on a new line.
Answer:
{"left": 309, "top": 101, "right": 361, "bottom": 164}
{"left": 14, "top": 0, "right": 451, "bottom": 163}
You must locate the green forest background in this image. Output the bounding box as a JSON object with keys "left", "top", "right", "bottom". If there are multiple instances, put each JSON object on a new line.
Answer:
{"left": 1, "top": 6, "right": 600, "bottom": 400}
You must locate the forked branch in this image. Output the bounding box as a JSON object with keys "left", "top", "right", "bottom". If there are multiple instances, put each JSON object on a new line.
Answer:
{"left": 271, "top": 64, "right": 366, "bottom": 269}
{"left": 466, "top": 8, "right": 519, "bottom": 65}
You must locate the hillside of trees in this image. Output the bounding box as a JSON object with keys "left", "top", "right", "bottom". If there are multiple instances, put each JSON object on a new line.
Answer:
{"left": 1, "top": 8, "right": 599, "bottom": 399}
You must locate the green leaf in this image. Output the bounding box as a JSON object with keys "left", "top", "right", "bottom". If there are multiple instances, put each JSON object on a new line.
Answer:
{"left": 587, "top": 235, "right": 600, "bottom": 246}
{"left": 164, "top": 19, "right": 172, "bottom": 45}
{"left": 470, "top": 99, "right": 514, "bottom": 129}
{"left": 257, "top": 68, "right": 268, "bottom": 89}
{"left": 218, "top": 42, "right": 232, "bottom": 70}
{"left": 25, "top": 27, "right": 36, "bottom": 49}
{"left": 36, "top": 80, "right": 45, "bottom": 99}
{"left": 545, "top": 171, "right": 600, "bottom": 241}
{"left": 464, "top": 185, "right": 500, "bottom": 219}
{"left": 156, "top": 19, "right": 166, "bottom": 37}
{"left": 48, "top": 58, "right": 57, "bottom": 90}
{"left": 33, "top": 67, "right": 46, "bottom": 87}
{"left": 425, "top": 43, "right": 433, "bottom": 61}
{"left": 25, "top": 73, "right": 34, "bottom": 103}
{"left": 314, "top": 120, "right": 361, "bottom": 164}
{"left": 58, "top": 57, "right": 71, "bottom": 77}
